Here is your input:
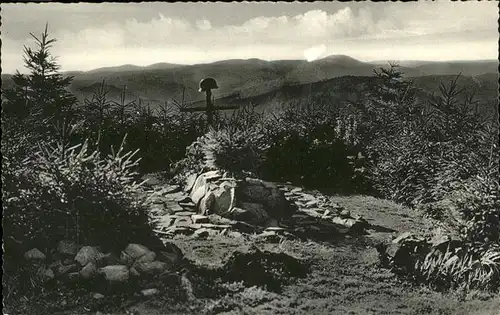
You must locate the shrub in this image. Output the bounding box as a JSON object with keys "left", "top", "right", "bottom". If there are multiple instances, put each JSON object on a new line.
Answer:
{"left": 451, "top": 176, "right": 500, "bottom": 244}
{"left": 260, "top": 100, "right": 364, "bottom": 193}
{"left": 415, "top": 242, "right": 500, "bottom": 292}
{"left": 2, "top": 134, "right": 153, "bottom": 252}
{"left": 174, "top": 126, "right": 268, "bottom": 180}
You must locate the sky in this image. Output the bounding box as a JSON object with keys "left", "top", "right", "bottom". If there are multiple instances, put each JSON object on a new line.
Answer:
{"left": 1, "top": 1, "right": 498, "bottom": 73}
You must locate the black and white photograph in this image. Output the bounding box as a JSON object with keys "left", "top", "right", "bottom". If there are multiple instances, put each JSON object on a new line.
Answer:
{"left": 1, "top": 1, "right": 499, "bottom": 314}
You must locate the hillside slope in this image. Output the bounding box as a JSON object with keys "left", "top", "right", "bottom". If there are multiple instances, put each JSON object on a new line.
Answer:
{"left": 2, "top": 57, "right": 496, "bottom": 107}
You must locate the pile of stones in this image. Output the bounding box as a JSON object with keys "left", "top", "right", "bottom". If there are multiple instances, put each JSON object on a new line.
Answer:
{"left": 144, "top": 171, "right": 369, "bottom": 242}
{"left": 22, "top": 241, "right": 183, "bottom": 294}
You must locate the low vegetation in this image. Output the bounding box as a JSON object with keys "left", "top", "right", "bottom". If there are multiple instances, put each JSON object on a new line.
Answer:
{"left": 2, "top": 26, "right": 499, "bottom": 314}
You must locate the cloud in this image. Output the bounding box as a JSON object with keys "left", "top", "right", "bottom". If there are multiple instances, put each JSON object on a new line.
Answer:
{"left": 304, "top": 44, "right": 327, "bottom": 62}
{"left": 2, "top": 3, "right": 497, "bottom": 73}
{"left": 196, "top": 19, "right": 212, "bottom": 31}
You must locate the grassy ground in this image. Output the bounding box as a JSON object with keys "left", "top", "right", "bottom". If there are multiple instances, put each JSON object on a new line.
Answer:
{"left": 47, "top": 194, "right": 500, "bottom": 315}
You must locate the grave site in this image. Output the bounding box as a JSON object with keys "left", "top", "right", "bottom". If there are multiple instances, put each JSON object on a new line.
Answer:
{"left": 2, "top": 4, "right": 500, "bottom": 315}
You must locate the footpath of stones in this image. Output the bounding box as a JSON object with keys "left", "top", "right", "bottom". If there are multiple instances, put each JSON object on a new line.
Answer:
{"left": 143, "top": 176, "right": 370, "bottom": 244}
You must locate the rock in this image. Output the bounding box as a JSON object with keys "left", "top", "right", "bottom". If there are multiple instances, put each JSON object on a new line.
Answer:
{"left": 24, "top": 248, "right": 46, "bottom": 261}
{"left": 291, "top": 187, "right": 303, "bottom": 193}
{"left": 141, "top": 288, "right": 159, "bottom": 297}
{"left": 227, "top": 231, "right": 244, "bottom": 239}
{"left": 98, "top": 265, "right": 130, "bottom": 282}
{"left": 164, "top": 226, "right": 194, "bottom": 236}
{"left": 200, "top": 223, "right": 232, "bottom": 230}
{"left": 212, "top": 183, "right": 236, "bottom": 217}
{"left": 238, "top": 178, "right": 289, "bottom": 218}
{"left": 305, "top": 200, "right": 319, "bottom": 207}
{"left": 58, "top": 263, "right": 80, "bottom": 275}
{"left": 231, "top": 202, "right": 269, "bottom": 225}
{"left": 203, "top": 170, "right": 223, "bottom": 181}
{"left": 165, "top": 191, "right": 188, "bottom": 202}
{"left": 192, "top": 228, "right": 210, "bottom": 239}
{"left": 49, "top": 260, "right": 63, "bottom": 270}
{"left": 176, "top": 211, "right": 196, "bottom": 217}
{"left": 190, "top": 175, "right": 208, "bottom": 204}
{"left": 179, "top": 200, "right": 196, "bottom": 209}
{"left": 392, "top": 232, "right": 415, "bottom": 244}
{"left": 230, "top": 221, "right": 259, "bottom": 234}
{"left": 134, "top": 261, "right": 168, "bottom": 275}
{"left": 199, "top": 192, "right": 215, "bottom": 215}
{"left": 156, "top": 216, "right": 176, "bottom": 229}
{"left": 57, "top": 240, "right": 79, "bottom": 257}
{"left": 165, "top": 201, "right": 184, "bottom": 213}
{"left": 129, "top": 267, "right": 140, "bottom": 277}
{"left": 340, "top": 209, "right": 351, "bottom": 218}
{"left": 265, "top": 226, "right": 286, "bottom": 232}
{"left": 174, "top": 217, "right": 193, "bottom": 227}
{"left": 256, "top": 231, "right": 281, "bottom": 243}
{"left": 98, "top": 253, "right": 120, "bottom": 267}
{"left": 159, "top": 184, "right": 181, "bottom": 195}
{"left": 184, "top": 173, "right": 198, "bottom": 193}
{"left": 75, "top": 246, "right": 104, "bottom": 266}
{"left": 37, "top": 267, "right": 55, "bottom": 282}
{"left": 157, "top": 243, "right": 184, "bottom": 266}
{"left": 92, "top": 293, "right": 105, "bottom": 300}
{"left": 191, "top": 214, "right": 210, "bottom": 224}
{"left": 80, "top": 262, "right": 97, "bottom": 279}
{"left": 121, "top": 244, "right": 153, "bottom": 265}
{"left": 135, "top": 251, "right": 156, "bottom": 264}
{"left": 67, "top": 272, "right": 80, "bottom": 282}
{"left": 265, "top": 219, "right": 280, "bottom": 228}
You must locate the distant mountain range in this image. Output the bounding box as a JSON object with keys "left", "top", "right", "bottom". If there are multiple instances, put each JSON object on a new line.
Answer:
{"left": 2, "top": 55, "right": 497, "bottom": 113}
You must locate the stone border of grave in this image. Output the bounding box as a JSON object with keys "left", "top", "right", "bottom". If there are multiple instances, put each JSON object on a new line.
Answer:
{"left": 147, "top": 171, "right": 370, "bottom": 241}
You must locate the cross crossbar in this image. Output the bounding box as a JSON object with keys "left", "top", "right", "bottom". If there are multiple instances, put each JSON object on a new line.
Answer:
{"left": 178, "top": 89, "right": 239, "bottom": 126}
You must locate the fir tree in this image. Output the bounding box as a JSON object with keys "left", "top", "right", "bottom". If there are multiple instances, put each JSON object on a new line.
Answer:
{"left": 2, "top": 23, "right": 77, "bottom": 138}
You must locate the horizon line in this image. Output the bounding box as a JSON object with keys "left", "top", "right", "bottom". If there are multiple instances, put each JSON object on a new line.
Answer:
{"left": 2, "top": 56, "right": 498, "bottom": 75}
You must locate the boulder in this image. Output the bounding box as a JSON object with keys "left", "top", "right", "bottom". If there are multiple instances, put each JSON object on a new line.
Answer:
{"left": 134, "top": 261, "right": 168, "bottom": 275}
{"left": 199, "top": 192, "right": 215, "bottom": 215}
{"left": 24, "top": 248, "right": 46, "bottom": 261}
{"left": 135, "top": 251, "right": 156, "bottom": 264}
{"left": 231, "top": 202, "right": 269, "bottom": 225}
{"left": 237, "top": 178, "right": 290, "bottom": 218}
{"left": 75, "top": 246, "right": 104, "bottom": 266}
{"left": 184, "top": 173, "right": 198, "bottom": 193}
{"left": 340, "top": 209, "right": 351, "bottom": 218}
{"left": 190, "top": 174, "right": 208, "bottom": 204}
{"left": 123, "top": 244, "right": 151, "bottom": 260}
{"left": 120, "top": 244, "right": 154, "bottom": 265}
{"left": 212, "top": 183, "right": 236, "bottom": 217}
{"left": 129, "top": 267, "right": 140, "bottom": 277}
{"left": 98, "top": 265, "right": 130, "bottom": 282}
{"left": 80, "top": 262, "right": 97, "bottom": 279}
{"left": 97, "top": 253, "right": 120, "bottom": 267}
{"left": 57, "top": 263, "right": 80, "bottom": 275}
{"left": 57, "top": 240, "right": 79, "bottom": 257}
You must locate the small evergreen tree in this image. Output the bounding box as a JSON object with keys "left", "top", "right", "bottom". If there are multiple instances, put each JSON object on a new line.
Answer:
{"left": 2, "top": 23, "right": 76, "bottom": 139}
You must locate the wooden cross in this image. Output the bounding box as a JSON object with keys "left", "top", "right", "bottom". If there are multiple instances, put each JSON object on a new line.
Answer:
{"left": 179, "top": 78, "right": 238, "bottom": 127}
